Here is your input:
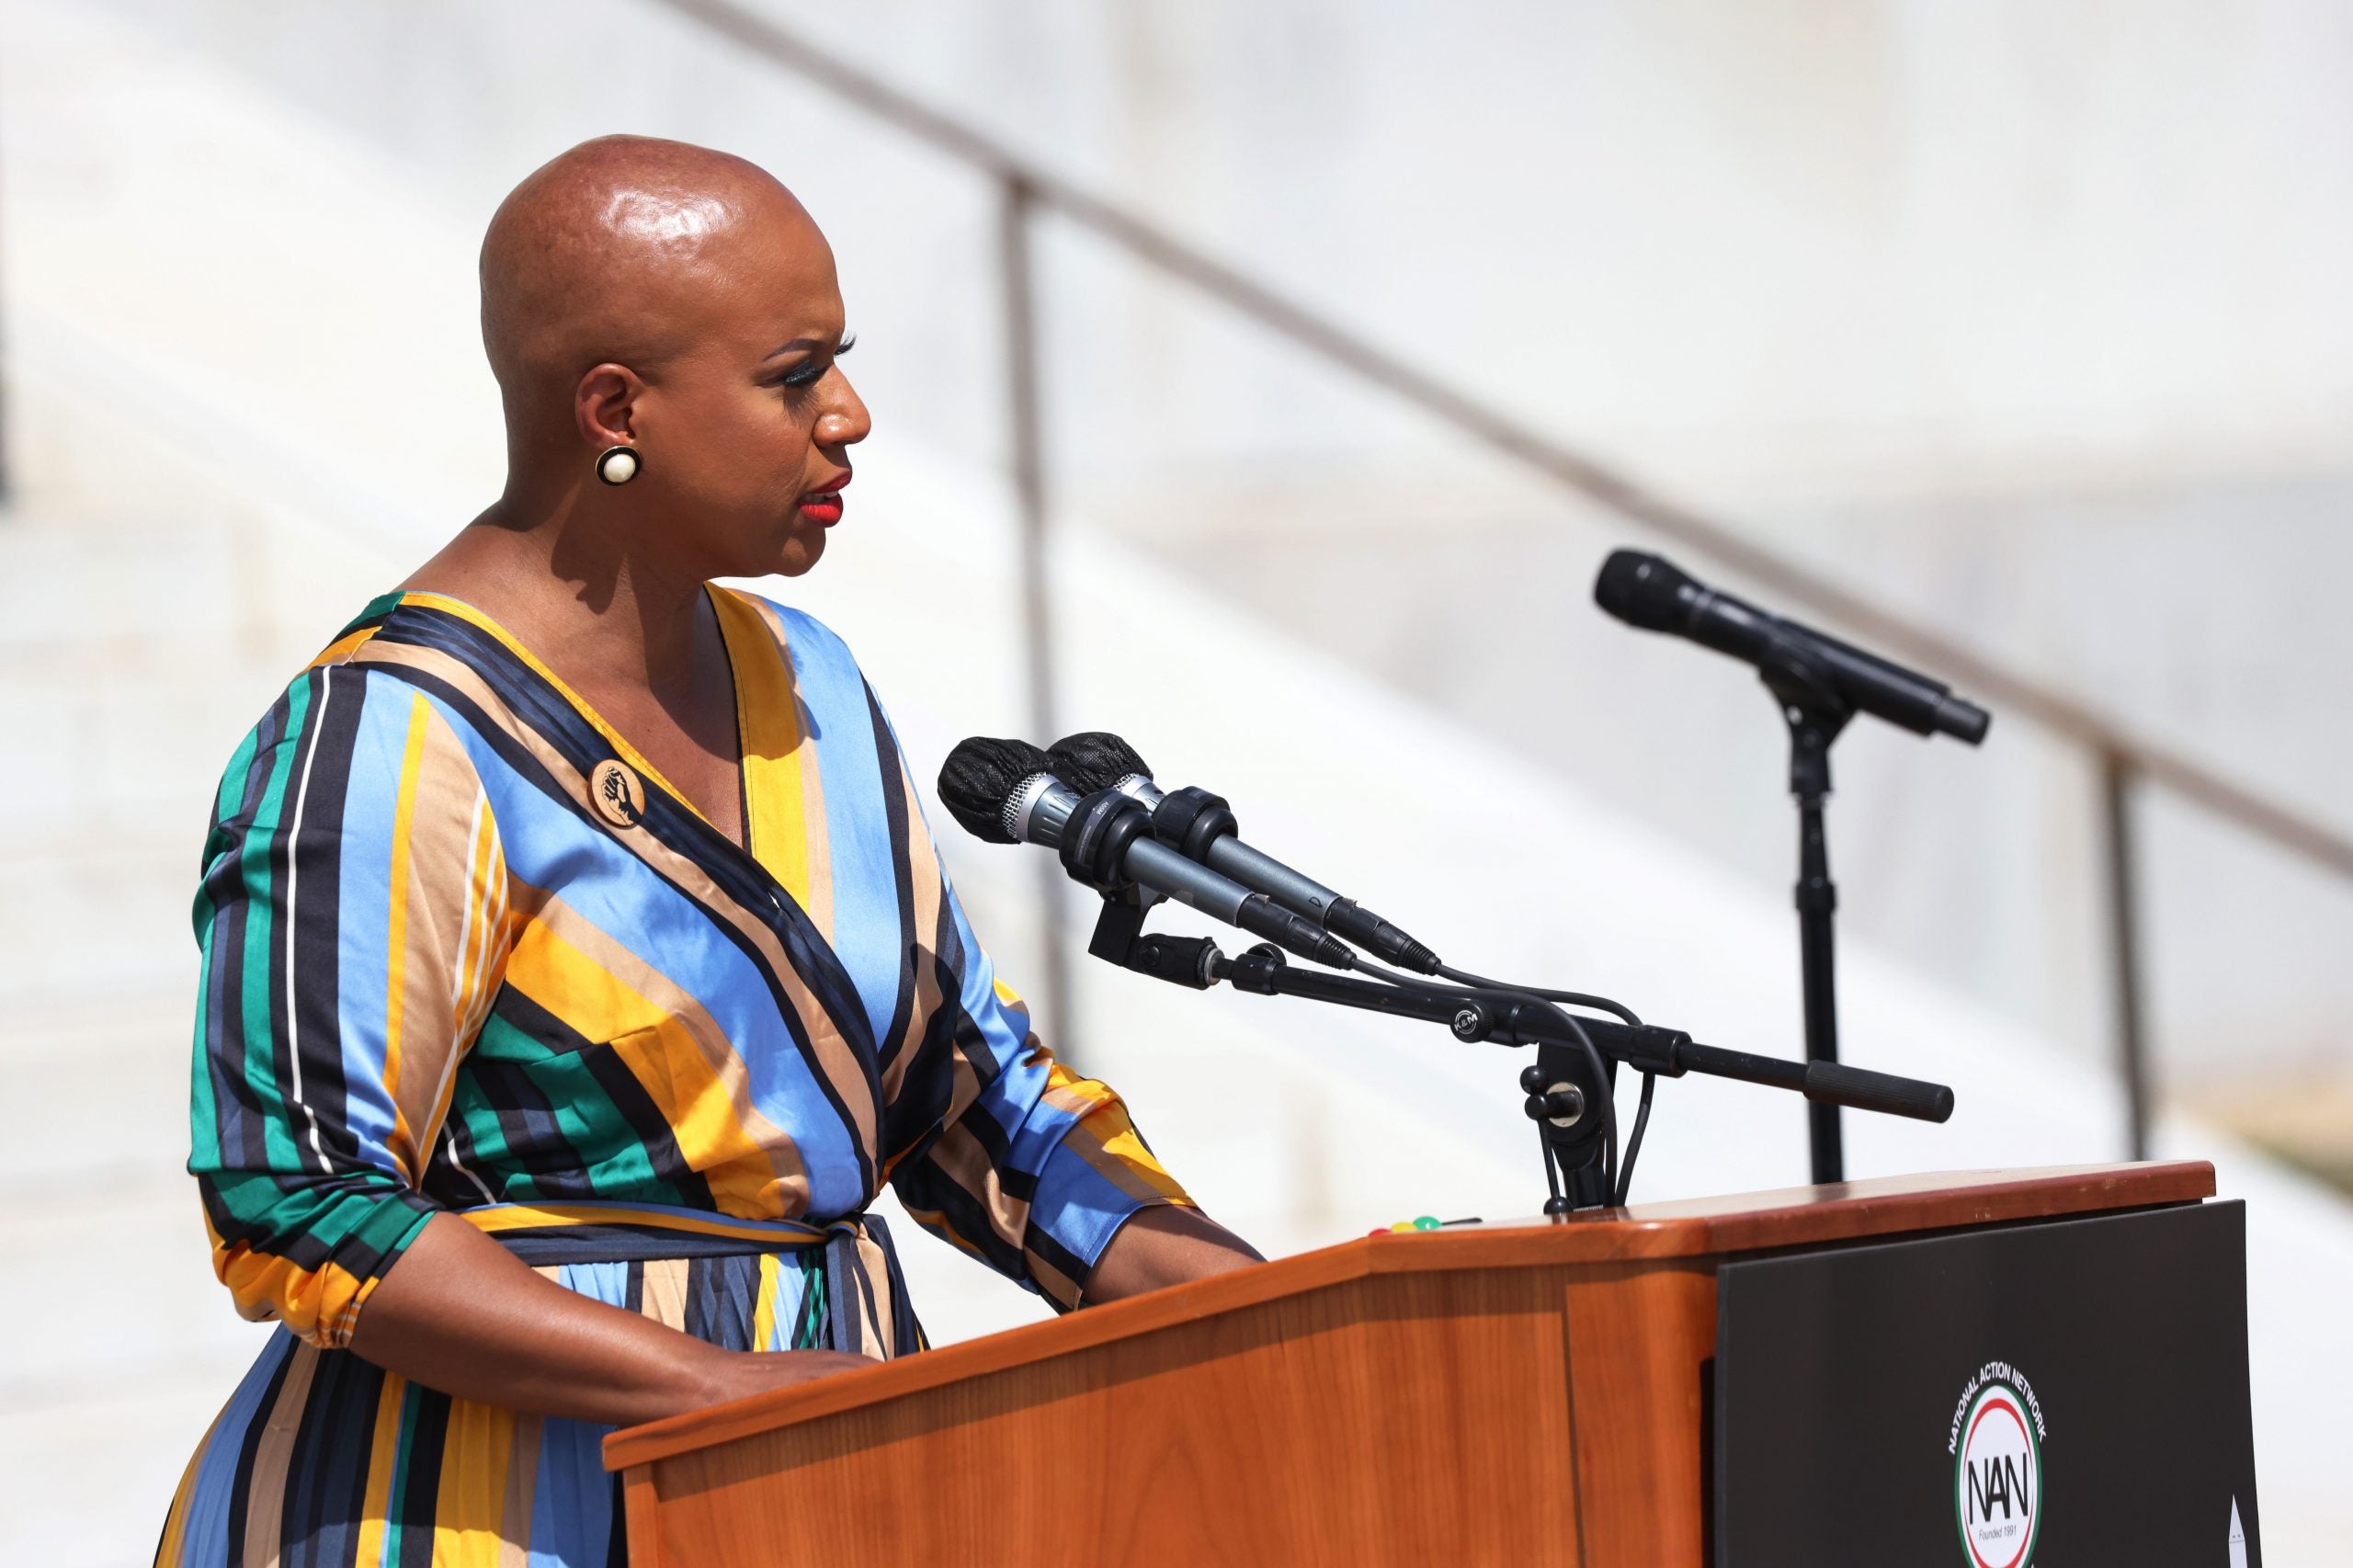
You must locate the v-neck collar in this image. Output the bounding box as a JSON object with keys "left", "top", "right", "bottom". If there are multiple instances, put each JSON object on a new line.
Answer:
{"left": 392, "top": 584, "right": 803, "bottom": 882}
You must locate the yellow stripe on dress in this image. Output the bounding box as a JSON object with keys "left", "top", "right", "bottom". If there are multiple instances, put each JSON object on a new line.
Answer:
{"left": 380, "top": 693, "right": 429, "bottom": 1171}
{"left": 752, "top": 1252, "right": 783, "bottom": 1351}
{"left": 444, "top": 792, "right": 509, "bottom": 1114}
{"left": 431, "top": 1388, "right": 513, "bottom": 1568}
{"left": 712, "top": 587, "right": 815, "bottom": 915}
{"left": 358, "top": 703, "right": 503, "bottom": 1179}
{"left": 455, "top": 1202, "right": 824, "bottom": 1246}
{"left": 310, "top": 625, "right": 381, "bottom": 667}
{"left": 499, "top": 916, "right": 799, "bottom": 1216}
{"left": 350, "top": 1368, "right": 410, "bottom": 1568}
{"left": 1040, "top": 1062, "right": 1194, "bottom": 1205}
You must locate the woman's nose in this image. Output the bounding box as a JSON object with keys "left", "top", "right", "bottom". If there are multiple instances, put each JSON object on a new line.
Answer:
{"left": 817, "top": 374, "right": 872, "bottom": 448}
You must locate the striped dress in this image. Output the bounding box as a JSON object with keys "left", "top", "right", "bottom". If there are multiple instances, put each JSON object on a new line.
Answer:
{"left": 156, "top": 586, "right": 1193, "bottom": 1566}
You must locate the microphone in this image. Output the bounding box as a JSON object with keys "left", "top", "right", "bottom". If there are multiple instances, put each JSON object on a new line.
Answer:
{"left": 936, "top": 737, "right": 1358, "bottom": 969}
{"left": 1048, "top": 732, "right": 1442, "bottom": 974}
{"left": 1593, "top": 550, "right": 1991, "bottom": 744}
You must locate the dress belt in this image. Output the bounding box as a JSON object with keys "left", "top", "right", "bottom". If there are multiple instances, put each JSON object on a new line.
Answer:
{"left": 457, "top": 1199, "right": 926, "bottom": 1358}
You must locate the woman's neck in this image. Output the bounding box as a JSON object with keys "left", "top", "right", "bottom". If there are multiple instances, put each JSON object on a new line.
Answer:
{"left": 401, "top": 494, "right": 716, "bottom": 703}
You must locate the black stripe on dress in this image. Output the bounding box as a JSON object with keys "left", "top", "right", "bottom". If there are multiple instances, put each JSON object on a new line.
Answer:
{"left": 281, "top": 1346, "right": 385, "bottom": 1568}
{"left": 219, "top": 1335, "right": 300, "bottom": 1562}
{"left": 1028, "top": 1226, "right": 1097, "bottom": 1308}
{"left": 893, "top": 1151, "right": 1029, "bottom": 1282}
{"left": 392, "top": 1381, "right": 451, "bottom": 1568}
{"left": 682, "top": 1254, "right": 759, "bottom": 1350}
{"left": 864, "top": 683, "right": 923, "bottom": 1077}
{"left": 285, "top": 666, "right": 364, "bottom": 1170}
{"left": 880, "top": 949, "right": 965, "bottom": 1167}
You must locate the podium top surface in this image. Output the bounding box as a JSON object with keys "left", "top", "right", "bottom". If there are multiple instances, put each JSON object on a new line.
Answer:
{"left": 604, "top": 1160, "right": 2211, "bottom": 1471}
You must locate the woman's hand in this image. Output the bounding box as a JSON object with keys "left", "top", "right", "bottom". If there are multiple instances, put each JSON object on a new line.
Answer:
{"left": 697, "top": 1347, "right": 880, "bottom": 1407}
{"left": 348, "top": 1214, "right": 872, "bottom": 1427}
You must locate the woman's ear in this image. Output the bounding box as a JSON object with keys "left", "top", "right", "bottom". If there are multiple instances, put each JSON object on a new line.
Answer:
{"left": 574, "top": 362, "right": 642, "bottom": 449}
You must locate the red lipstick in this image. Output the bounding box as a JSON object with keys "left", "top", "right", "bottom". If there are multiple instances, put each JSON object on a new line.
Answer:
{"left": 799, "top": 468, "right": 852, "bottom": 527}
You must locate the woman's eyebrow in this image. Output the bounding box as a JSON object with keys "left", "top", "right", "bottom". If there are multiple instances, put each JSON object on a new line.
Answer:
{"left": 763, "top": 335, "right": 835, "bottom": 358}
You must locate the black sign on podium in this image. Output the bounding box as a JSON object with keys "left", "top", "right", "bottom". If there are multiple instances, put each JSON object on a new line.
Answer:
{"left": 1714, "top": 1199, "right": 2258, "bottom": 1567}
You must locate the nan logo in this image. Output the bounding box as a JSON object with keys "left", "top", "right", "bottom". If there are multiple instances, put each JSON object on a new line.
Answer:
{"left": 1948, "top": 1361, "right": 2047, "bottom": 1568}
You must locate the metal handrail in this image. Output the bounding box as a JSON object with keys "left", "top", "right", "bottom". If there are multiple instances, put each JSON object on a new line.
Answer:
{"left": 652, "top": 0, "right": 2350, "bottom": 1154}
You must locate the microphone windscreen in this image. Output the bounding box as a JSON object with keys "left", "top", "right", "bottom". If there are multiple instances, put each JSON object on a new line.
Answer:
{"left": 1593, "top": 549, "right": 1695, "bottom": 632}
{"left": 1049, "top": 731, "right": 1152, "bottom": 793}
{"left": 938, "top": 736, "right": 1056, "bottom": 844}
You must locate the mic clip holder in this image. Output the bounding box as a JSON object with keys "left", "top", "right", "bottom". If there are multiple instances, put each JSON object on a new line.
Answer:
{"left": 1057, "top": 787, "right": 1154, "bottom": 893}
{"left": 1069, "top": 792, "right": 1224, "bottom": 990}
{"left": 1148, "top": 785, "right": 1239, "bottom": 864}
{"left": 1086, "top": 883, "right": 1222, "bottom": 990}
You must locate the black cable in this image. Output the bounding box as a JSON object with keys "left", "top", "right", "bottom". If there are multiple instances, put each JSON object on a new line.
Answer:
{"left": 1539, "top": 1123, "right": 1566, "bottom": 1211}
{"left": 1613, "top": 1071, "right": 1655, "bottom": 1207}
{"left": 1357, "top": 957, "right": 1619, "bottom": 1199}
{"left": 1433, "top": 962, "right": 1649, "bottom": 1204}
{"left": 1436, "top": 962, "right": 1643, "bottom": 1027}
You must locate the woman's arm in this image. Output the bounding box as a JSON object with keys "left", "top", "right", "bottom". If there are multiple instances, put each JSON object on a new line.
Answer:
{"left": 348, "top": 1215, "right": 870, "bottom": 1426}
{"left": 352, "top": 1204, "right": 1256, "bottom": 1423}
{"left": 1082, "top": 1204, "right": 1265, "bottom": 1304}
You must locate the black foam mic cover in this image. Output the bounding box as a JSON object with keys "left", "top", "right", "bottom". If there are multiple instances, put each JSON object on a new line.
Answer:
{"left": 1592, "top": 549, "right": 1696, "bottom": 632}
{"left": 938, "top": 736, "right": 1056, "bottom": 844}
{"left": 1049, "top": 731, "right": 1153, "bottom": 793}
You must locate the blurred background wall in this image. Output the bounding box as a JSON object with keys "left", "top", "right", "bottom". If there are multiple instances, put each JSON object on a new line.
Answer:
{"left": 3, "top": 1, "right": 2349, "bottom": 1561}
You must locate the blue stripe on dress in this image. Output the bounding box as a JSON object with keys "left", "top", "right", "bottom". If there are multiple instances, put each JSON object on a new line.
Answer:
{"left": 328, "top": 676, "right": 412, "bottom": 1173}
{"left": 173, "top": 1331, "right": 298, "bottom": 1568}
{"left": 772, "top": 606, "right": 903, "bottom": 1050}
{"left": 525, "top": 1263, "right": 628, "bottom": 1564}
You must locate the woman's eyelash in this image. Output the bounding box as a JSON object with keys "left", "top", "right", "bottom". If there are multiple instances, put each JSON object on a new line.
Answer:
{"left": 779, "top": 335, "right": 856, "bottom": 389}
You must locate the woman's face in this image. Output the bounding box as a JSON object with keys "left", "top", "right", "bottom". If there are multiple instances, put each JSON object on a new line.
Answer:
{"left": 616, "top": 199, "right": 870, "bottom": 582}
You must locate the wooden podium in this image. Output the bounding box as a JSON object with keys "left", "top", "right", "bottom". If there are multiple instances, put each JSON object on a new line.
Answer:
{"left": 606, "top": 1162, "right": 2216, "bottom": 1566}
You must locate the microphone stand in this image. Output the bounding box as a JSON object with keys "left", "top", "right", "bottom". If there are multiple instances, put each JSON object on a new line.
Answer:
{"left": 1082, "top": 889, "right": 1953, "bottom": 1216}
{"left": 1762, "top": 648, "right": 1857, "bottom": 1186}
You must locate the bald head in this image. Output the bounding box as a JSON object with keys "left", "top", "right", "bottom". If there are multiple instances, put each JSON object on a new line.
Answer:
{"left": 481, "top": 135, "right": 829, "bottom": 435}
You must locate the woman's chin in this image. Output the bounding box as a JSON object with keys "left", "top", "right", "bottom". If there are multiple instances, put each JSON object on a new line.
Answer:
{"left": 767, "top": 530, "right": 827, "bottom": 579}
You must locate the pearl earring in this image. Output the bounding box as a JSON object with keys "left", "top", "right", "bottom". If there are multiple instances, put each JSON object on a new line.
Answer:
{"left": 596, "top": 446, "right": 640, "bottom": 485}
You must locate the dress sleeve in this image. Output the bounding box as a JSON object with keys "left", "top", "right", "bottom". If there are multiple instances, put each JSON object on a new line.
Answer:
{"left": 876, "top": 732, "right": 1195, "bottom": 1312}
{"left": 188, "top": 665, "right": 511, "bottom": 1349}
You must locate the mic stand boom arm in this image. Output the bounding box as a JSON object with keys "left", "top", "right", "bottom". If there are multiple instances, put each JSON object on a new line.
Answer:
{"left": 1211, "top": 945, "right": 1953, "bottom": 1125}
{"left": 1086, "top": 892, "right": 1954, "bottom": 1214}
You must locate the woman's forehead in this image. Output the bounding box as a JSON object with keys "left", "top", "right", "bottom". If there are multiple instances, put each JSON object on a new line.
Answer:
{"left": 700, "top": 217, "right": 843, "bottom": 343}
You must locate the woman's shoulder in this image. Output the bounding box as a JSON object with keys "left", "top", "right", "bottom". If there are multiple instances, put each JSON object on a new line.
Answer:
{"left": 711, "top": 585, "right": 866, "bottom": 681}
{"left": 205, "top": 596, "right": 494, "bottom": 826}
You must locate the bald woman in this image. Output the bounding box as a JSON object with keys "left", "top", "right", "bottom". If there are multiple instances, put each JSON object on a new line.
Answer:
{"left": 157, "top": 137, "right": 1257, "bottom": 1567}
